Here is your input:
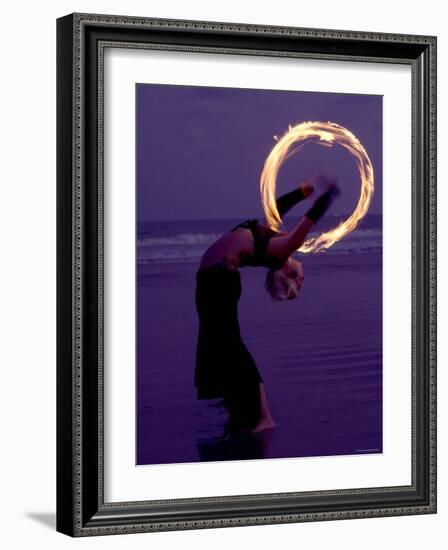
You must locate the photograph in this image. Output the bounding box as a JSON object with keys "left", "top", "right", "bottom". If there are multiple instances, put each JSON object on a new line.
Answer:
{"left": 136, "top": 83, "right": 383, "bottom": 465}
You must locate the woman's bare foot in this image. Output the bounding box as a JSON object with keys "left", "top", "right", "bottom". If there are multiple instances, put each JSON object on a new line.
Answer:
{"left": 222, "top": 383, "right": 276, "bottom": 436}
{"left": 251, "top": 415, "right": 276, "bottom": 433}
{"left": 251, "top": 383, "right": 276, "bottom": 433}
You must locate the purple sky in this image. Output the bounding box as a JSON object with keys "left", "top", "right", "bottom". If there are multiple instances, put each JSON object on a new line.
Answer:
{"left": 136, "top": 84, "right": 382, "bottom": 221}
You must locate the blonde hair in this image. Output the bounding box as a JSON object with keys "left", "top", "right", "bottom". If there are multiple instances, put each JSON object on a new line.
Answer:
{"left": 265, "top": 268, "right": 300, "bottom": 302}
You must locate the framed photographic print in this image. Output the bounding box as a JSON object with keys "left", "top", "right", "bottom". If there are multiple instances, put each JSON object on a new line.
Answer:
{"left": 56, "top": 13, "right": 437, "bottom": 536}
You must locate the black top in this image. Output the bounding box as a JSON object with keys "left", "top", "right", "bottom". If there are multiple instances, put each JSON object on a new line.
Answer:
{"left": 230, "top": 219, "right": 279, "bottom": 267}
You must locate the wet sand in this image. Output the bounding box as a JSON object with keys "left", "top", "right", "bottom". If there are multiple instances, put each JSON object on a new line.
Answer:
{"left": 137, "top": 251, "right": 382, "bottom": 465}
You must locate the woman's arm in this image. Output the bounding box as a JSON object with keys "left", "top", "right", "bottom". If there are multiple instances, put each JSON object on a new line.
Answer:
{"left": 267, "top": 183, "right": 339, "bottom": 260}
{"left": 275, "top": 181, "right": 313, "bottom": 217}
{"left": 267, "top": 217, "right": 314, "bottom": 261}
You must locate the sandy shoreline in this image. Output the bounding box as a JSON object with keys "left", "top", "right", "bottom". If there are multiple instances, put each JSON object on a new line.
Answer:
{"left": 137, "top": 250, "right": 382, "bottom": 465}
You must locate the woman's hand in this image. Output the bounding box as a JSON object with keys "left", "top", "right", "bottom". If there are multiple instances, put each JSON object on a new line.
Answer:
{"left": 313, "top": 173, "right": 340, "bottom": 196}
{"left": 305, "top": 175, "right": 340, "bottom": 223}
{"left": 321, "top": 179, "right": 340, "bottom": 200}
{"left": 299, "top": 179, "right": 314, "bottom": 197}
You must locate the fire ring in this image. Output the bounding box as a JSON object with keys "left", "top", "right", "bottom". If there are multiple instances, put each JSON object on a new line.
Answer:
{"left": 260, "top": 121, "right": 375, "bottom": 253}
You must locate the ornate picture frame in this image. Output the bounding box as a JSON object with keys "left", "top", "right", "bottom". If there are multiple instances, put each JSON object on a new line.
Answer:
{"left": 56, "top": 13, "right": 437, "bottom": 537}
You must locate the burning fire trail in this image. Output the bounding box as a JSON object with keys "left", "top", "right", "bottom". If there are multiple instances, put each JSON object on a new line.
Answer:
{"left": 260, "top": 121, "right": 374, "bottom": 253}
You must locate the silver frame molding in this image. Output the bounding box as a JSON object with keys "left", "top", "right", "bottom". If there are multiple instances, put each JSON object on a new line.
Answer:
{"left": 56, "top": 12, "right": 437, "bottom": 537}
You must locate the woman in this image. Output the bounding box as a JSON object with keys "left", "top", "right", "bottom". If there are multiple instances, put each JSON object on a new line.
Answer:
{"left": 194, "top": 176, "right": 339, "bottom": 436}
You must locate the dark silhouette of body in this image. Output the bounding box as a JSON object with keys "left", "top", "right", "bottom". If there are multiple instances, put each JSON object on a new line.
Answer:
{"left": 194, "top": 177, "right": 339, "bottom": 435}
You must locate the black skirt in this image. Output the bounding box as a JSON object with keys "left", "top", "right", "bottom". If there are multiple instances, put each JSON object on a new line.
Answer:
{"left": 194, "top": 264, "right": 262, "bottom": 432}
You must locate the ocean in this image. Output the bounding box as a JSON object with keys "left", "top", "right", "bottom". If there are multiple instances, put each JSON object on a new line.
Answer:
{"left": 137, "top": 214, "right": 382, "bottom": 266}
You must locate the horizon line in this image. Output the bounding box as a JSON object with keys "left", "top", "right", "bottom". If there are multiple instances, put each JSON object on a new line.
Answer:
{"left": 137, "top": 212, "right": 382, "bottom": 224}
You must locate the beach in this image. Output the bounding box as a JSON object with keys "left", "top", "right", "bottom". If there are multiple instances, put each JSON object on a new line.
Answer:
{"left": 136, "top": 217, "right": 382, "bottom": 465}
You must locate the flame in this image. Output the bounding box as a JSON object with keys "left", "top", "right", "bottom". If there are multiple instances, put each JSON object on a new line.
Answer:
{"left": 260, "top": 121, "right": 374, "bottom": 253}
